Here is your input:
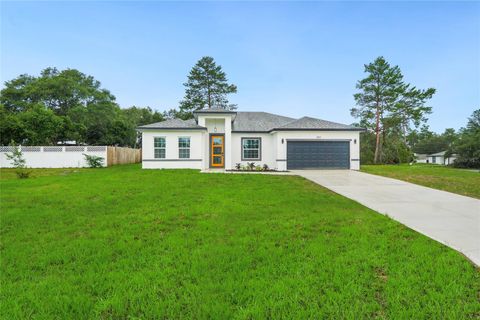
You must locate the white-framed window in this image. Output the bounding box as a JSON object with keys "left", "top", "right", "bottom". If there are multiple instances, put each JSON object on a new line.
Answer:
{"left": 178, "top": 137, "right": 190, "bottom": 159}
{"left": 242, "top": 137, "right": 261, "bottom": 160}
{"left": 154, "top": 137, "right": 166, "bottom": 159}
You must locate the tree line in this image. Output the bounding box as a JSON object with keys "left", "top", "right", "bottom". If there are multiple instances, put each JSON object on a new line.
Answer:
{"left": 0, "top": 68, "right": 164, "bottom": 146}
{"left": 1, "top": 56, "right": 478, "bottom": 167}
{"left": 0, "top": 57, "right": 236, "bottom": 147}
{"left": 352, "top": 57, "right": 479, "bottom": 168}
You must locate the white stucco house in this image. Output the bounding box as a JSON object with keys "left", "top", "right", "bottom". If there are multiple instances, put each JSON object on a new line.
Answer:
{"left": 415, "top": 151, "right": 457, "bottom": 165}
{"left": 427, "top": 151, "right": 457, "bottom": 165}
{"left": 137, "top": 109, "right": 365, "bottom": 171}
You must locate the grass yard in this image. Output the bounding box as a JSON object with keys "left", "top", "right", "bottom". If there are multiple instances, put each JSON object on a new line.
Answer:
{"left": 361, "top": 164, "right": 480, "bottom": 199}
{"left": 1, "top": 165, "right": 479, "bottom": 319}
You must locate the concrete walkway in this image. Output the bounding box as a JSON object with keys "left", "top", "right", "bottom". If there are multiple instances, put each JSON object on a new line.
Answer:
{"left": 292, "top": 170, "right": 480, "bottom": 266}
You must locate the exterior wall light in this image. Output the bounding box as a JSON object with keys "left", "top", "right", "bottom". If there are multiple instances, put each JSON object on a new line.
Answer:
{"left": 281, "top": 138, "right": 284, "bottom": 144}
{"left": 354, "top": 139, "right": 357, "bottom": 144}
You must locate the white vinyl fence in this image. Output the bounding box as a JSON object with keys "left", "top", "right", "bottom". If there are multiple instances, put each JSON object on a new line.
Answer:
{"left": 0, "top": 146, "right": 107, "bottom": 168}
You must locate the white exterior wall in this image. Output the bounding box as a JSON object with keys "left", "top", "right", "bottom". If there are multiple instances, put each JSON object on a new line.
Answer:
{"left": 225, "top": 119, "right": 233, "bottom": 170}
{"left": 427, "top": 155, "right": 444, "bottom": 165}
{"left": 231, "top": 133, "right": 276, "bottom": 169}
{"left": 0, "top": 146, "right": 107, "bottom": 168}
{"left": 445, "top": 156, "right": 457, "bottom": 165}
{"left": 141, "top": 130, "right": 204, "bottom": 169}
{"left": 273, "top": 131, "right": 361, "bottom": 170}
{"left": 426, "top": 155, "right": 456, "bottom": 165}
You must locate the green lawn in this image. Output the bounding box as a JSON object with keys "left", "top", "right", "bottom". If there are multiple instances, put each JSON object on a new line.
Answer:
{"left": 1, "top": 165, "right": 478, "bottom": 319}
{"left": 361, "top": 164, "right": 480, "bottom": 199}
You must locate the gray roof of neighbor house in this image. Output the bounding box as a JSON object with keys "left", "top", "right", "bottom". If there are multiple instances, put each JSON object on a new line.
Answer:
{"left": 428, "top": 151, "right": 447, "bottom": 156}
{"left": 138, "top": 110, "right": 364, "bottom": 132}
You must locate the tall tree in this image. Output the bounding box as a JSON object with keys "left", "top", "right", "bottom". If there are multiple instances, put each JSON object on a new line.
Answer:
{"left": 351, "top": 57, "right": 404, "bottom": 163}
{"left": 452, "top": 109, "right": 480, "bottom": 168}
{"left": 179, "top": 56, "right": 237, "bottom": 119}
{"left": 351, "top": 57, "right": 435, "bottom": 163}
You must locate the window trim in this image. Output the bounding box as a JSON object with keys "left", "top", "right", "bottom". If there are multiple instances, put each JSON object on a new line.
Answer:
{"left": 241, "top": 137, "right": 262, "bottom": 161}
{"left": 154, "top": 136, "right": 166, "bottom": 159}
{"left": 178, "top": 136, "right": 191, "bottom": 159}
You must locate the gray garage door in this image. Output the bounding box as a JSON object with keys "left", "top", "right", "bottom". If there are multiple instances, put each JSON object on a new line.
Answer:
{"left": 287, "top": 141, "right": 350, "bottom": 169}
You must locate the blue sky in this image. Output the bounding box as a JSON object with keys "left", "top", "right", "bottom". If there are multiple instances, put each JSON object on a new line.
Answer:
{"left": 1, "top": 1, "right": 479, "bottom": 132}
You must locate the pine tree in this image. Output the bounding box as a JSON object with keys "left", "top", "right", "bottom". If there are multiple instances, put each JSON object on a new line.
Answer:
{"left": 351, "top": 57, "right": 404, "bottom": 163}
{"left": 351, "top": 57, "right": 435, "bottom": 164}
{"left": 179, "top": 57, "right": 237, "bottom": 119}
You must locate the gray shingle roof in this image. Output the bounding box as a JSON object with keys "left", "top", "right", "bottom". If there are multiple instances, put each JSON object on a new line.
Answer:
{"left": 274, "top": 116, "right": 359, "bottom": 130}
{"left": 232, "top": 112, "right": 295, "bottom": 132}
{"left": 137, "top": 118, "right": 206, "bottom": 130}
{"left": 138, "top": 111, "right": 364, "bottom": 131}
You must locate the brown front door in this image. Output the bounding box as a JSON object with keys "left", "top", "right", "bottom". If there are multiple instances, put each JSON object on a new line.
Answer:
{"left": 211, "top": 135, "right": 224, "bottom": 167}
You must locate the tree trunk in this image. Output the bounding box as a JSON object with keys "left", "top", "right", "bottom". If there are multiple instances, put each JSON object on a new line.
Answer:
{"left": 207, "top": 85, "right": 211, "bottom": 109}
{"left": 374, "top": 100, "right": 381, "bottom": 164}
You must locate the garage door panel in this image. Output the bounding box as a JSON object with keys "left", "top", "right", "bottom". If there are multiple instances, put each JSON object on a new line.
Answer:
{"left": 287, "top": 141, "right": 350, "bottom": 169}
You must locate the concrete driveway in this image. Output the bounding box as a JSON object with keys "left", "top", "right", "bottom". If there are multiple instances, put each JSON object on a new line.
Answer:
{"left": 292, "top": 170, "right": 480, "bottom": 266}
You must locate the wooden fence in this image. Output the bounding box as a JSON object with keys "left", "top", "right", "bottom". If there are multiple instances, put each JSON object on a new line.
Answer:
{"left": 107, "top": 147, "right": 142, "bottom": 166}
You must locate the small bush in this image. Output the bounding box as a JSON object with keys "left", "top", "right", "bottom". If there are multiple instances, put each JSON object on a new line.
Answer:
{"left": 235, "top": 163, "right": 241, "bottom": 170}
{"left": 263, "top": 164, "right": 269, "bottom": 171}
{"left": 16, "top": 170, "right": 31, "bottom": 179}
{"left": 83, "top": 154, "right": 105, "bottom": 168}
{"left": 255, "top": 165, "right": 262, "bottom": 171}
{"left": 247, "top": 162, "right": 256, "bottom": 170}
{"left": 5, "top": 142, "right": 31, "bottom": 179}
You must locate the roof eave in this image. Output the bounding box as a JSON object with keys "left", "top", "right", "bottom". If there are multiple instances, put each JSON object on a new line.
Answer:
{"left": 193, "top": 110, "right": 237, "bottom": 114}
{"left": 232, "top": 130, "right": 271, "bottom": 133}
{"left": 136, "top": 127, "right": 207, "bottom": 131}
{"left": 270, "top": 128, "right": 366, "bottom": 132}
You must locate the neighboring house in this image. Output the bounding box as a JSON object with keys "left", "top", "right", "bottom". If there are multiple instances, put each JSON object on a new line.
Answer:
{"left": 427, "top": 151, "right": 457, "bottom": 165}
{"left": 137, "top": 108, "right": 365, "bottom": 171}
{"left": 414, "top": 153, "right": 428, "bottom": 163}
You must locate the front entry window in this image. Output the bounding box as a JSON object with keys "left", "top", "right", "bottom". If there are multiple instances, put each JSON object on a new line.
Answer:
{"left": 242, "top": 138, "right": 261, "bottom": 160}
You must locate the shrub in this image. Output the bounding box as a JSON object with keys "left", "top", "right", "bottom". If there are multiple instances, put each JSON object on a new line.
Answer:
{"left": 83, "top": 154, "right": 105, "bottom": 168}
{"left": 247, "top": 162, "right": 256, "bottom": 170}
{"left": 262, "top": 164, "right": 269, "bottom": 171}
{"left": 453, "top": 158, "right": 480, "bottom": 169}
{"left": 255, "top": 165, "right": 262, "bottom": 171}
{"left": 5, "top": 142, "right": 30, "bottom": 179}
{"left": 235, "top": 163, "right": 241, "bottom": 170}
